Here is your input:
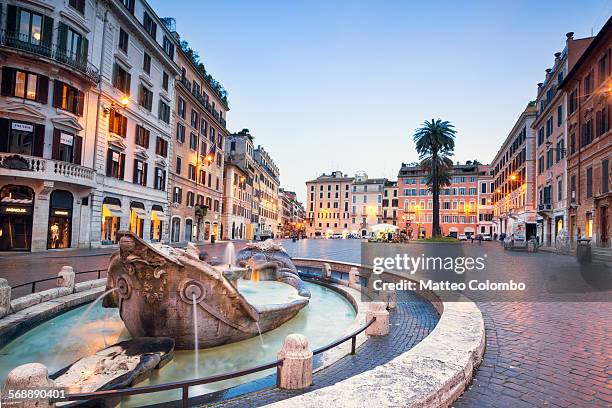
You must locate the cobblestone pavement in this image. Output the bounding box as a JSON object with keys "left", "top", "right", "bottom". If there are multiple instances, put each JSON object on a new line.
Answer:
{"left": 196, "top": 290, "right": 439, "bottom": 407}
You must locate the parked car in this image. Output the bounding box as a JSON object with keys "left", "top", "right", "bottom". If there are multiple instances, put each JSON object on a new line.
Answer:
{"left": 482, "top": 234, "right": 492, "bottom": 241}
{"left": 330, "top": 233, "right": 344, "bottom": 239}
{"left": 458, "top": 234, "right": 468, "bottom": 241}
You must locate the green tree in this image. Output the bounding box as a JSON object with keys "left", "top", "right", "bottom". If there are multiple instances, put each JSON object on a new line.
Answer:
{"left": 413, "top": 119, "right": 457, "bottom": 237}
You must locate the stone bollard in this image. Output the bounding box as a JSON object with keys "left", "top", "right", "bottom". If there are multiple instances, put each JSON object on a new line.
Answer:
{"left": 323, "top": 263, "right": 332, "bottom": 279}
{"left": 348, "top": 267, "right": 360, "bottom": 288}
{"left": 57, "top": 266, "right": 75, "bottom": 293}
{"left": 0, "top": 278, "right": 11, "bottom": 318}
{"left": 366, "top": 302, "right": 389, "bottom": 336}
{"left": 1, "top": 363, "right": 55, "bottom": 407}
{"left": 277, "top": 334, "right": 313, "bottom": 390}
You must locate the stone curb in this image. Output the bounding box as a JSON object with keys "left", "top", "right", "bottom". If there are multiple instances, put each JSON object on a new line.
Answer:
{"left": 267, "top": 262, "right": 485, "bottom": 408}
{"left": 0, "top": 283, "right": 106, "bottom": 349}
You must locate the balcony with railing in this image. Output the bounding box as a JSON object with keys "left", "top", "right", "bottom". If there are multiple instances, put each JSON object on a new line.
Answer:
{"left": 0, "top": 153, "right": 96, "bottom": 187}
{"left": 178, "top": 75, "right": 227, "bottom": 128}
{"left": 0, "top": 30, "right": 100, "bottom": 84}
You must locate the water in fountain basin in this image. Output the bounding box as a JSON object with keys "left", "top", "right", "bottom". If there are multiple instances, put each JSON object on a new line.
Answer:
{"left": 0, "top": 282, "right": 359, "bottom": 407}
{"left": 223, "top": 242, "right": 236, "bottom": 267}
{"left": 192, "top": 294, "right": 200, "bottom": 378}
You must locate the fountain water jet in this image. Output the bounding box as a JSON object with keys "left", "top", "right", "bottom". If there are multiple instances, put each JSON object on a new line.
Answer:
{"left": 192, "top": 294, "right": 199, "bottom": 378}
{"left": 223, "top": 242, "right": 236, "bottom": 268}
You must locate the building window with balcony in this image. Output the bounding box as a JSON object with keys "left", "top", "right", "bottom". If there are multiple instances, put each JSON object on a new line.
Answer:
{"left": 109, "top": 110, "right": 127, "bottom": 137}
{"left": 154, "top": 167, "right": 166, "bottom": 191}
{"left": 118, "top": 28, "right": 129, "bottom": 53}
{"left": 0, "top": 119, "right": 44, "bottom": 157}
{"left": 68, "top": 0, "right": 85, "bottom": 14}
{"left": 106, "top": 149, "right": 125, "bottom": 179}
{"left": 143, "top": 12, "right": 157, "bottom": 39}
{"left": 582, "top": 119, "right": 593, "bottom": 147}
{"left": 138, "top": 84, "right": 153, "bottom": 111}
{"left": 155, "top": 137, "right": 168, "bottom": 157}
{"left": 52, "top": 129, "right": 82, "bottom": 165}
{"left": 133, "top": 159, "right": 147, "bottom": 186}
{"left": 53, "top": 81, "right": 83, "bottom": 116}
{"left": 135, "top": 125, "right": 150, "bottom": 148}
{"left": 112, "top": 63, "right": 131, "bottom": 94}
{"left": 12, "top": 7, "right": 48, "bottom": 46}
{"left": 158, "top": 100, "right": 170, "bottom": 124}
{"left": 1, "top": 67, "right": 48, "bottom": 103}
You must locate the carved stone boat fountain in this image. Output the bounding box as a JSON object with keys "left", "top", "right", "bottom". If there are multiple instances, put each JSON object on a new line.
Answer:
{"left": 103, "top": 232, "right": 309, "bottom": 349}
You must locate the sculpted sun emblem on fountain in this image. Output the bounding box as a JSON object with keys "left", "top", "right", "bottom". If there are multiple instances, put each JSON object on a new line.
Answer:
{"left": 114, "top": 235, "right": 169, "bottom": 304}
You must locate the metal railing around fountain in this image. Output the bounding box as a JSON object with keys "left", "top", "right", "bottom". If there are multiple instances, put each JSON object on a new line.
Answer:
{"left": 52, "top": 317, "right": 377, "bottom": 407}
{"left": 11, "top": 269, "right": 107, "bottom": 297}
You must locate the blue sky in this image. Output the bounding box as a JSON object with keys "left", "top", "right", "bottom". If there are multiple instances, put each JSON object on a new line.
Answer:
{"left": 150, "top": 0, "right": 611, "bottom": 202}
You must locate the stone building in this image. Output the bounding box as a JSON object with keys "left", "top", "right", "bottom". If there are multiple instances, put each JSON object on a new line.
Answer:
{"left": 225, "top": 129, "right": 256, "bottom": 240}
{"left": 221, "top": 154, "right": 252, "bottom": 241}
{"left": 167, "top": 34, "right": 228, "bottom": 244}
{"left": 382, "top": 180, "right": 398, "bottom": 226}
{"left": 491, "top": 102, "right": 538, "bottom": 238}
{"left": 252, "top": 145, "right": 280, "bottom": 240}
{"left": 278, "top": 188, "right": 304, "bottom": 238}
{"left": 398, "top": 163, "right": 482, "bottom": 238}
{"left": 305, "top": 171, "right": 353, "bottom": 238}
{"left": 561, "top": 18, "right": 611, "bottom": 248}
{"left": 477, "top": 165, "right": 494, "bottom": 236}
{"left": 534, "top": 32, "right": 594, "bottom": 246}
{"left": 89, "top": 0, "right": 180, "bottom": 247}
{"left": 350, "top": 173, "right": 387, "bottom": 236}
{"left": 0, "top": 0, "right": 100, "bottom": 251}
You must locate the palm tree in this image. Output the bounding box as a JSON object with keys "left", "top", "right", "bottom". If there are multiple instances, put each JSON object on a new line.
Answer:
{"left": 413, "top": 119, "right": 456, "bottom": 237}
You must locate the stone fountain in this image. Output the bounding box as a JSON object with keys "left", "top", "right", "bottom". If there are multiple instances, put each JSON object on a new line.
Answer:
{"left": 236, "top": 240, "right": 311, "bottom": 298}
{"left": 103, "top": 232, "right": 309, "bottom": 349}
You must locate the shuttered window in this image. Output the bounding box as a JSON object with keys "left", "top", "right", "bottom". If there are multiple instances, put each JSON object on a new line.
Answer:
{"left": 1, "top": 67, "right": 48, "bottom": 104}
{"left": 52, "top": 80, "right": 84, "bottom": 116}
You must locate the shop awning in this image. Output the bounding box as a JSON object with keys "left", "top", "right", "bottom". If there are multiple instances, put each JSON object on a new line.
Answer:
{"left": 131, "top": 207, "right": 147, "bottom": 219}
{"left": 368, "top": 223, "right": 399, "bottom": 232}
{"left": 151, "top": 210, "right": 166, "bottom": 222}
{"left": 464, "top": 227, "right": 475, "bottom": 233}
{"left": 102, "top": 204, "right": 123, "bottom": 218}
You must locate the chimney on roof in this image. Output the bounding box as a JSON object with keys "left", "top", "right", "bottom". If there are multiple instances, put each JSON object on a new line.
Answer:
{"left": 566, "top": 32, "right": 574, "bottom": 39}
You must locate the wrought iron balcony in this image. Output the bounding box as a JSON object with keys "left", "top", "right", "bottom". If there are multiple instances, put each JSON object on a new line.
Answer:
{"left": 0, "top": 30, "right": 100, "bottom": 84}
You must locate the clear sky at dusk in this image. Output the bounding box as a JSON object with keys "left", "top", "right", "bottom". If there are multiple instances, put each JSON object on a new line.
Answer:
{"left": 150, "top": 0, "right": 611, "bottom": 203}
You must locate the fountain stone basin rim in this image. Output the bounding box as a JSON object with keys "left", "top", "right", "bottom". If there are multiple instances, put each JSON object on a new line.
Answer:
{"left": 103, "top": 232, "right": 310, "bottom": 350}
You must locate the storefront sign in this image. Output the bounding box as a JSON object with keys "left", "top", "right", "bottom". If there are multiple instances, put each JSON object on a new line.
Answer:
{"left": 11, "top": 122, "right": 34, "bottom": 132}
{"left": 60, "top": 133, "right": 74, "bottom": 146}
{"left": 52, "top": 209, "right": 70, "bottom": 216}
{"left": 112, "top": 151, "right": 120, "bottom": 162}
{"left": 1, "top": 206, "right": 32, "bottom": 215}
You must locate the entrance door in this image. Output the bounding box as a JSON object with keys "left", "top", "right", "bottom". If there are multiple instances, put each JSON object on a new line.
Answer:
{"left": 601, "top": 206, "right": 609, "bottom": 247}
